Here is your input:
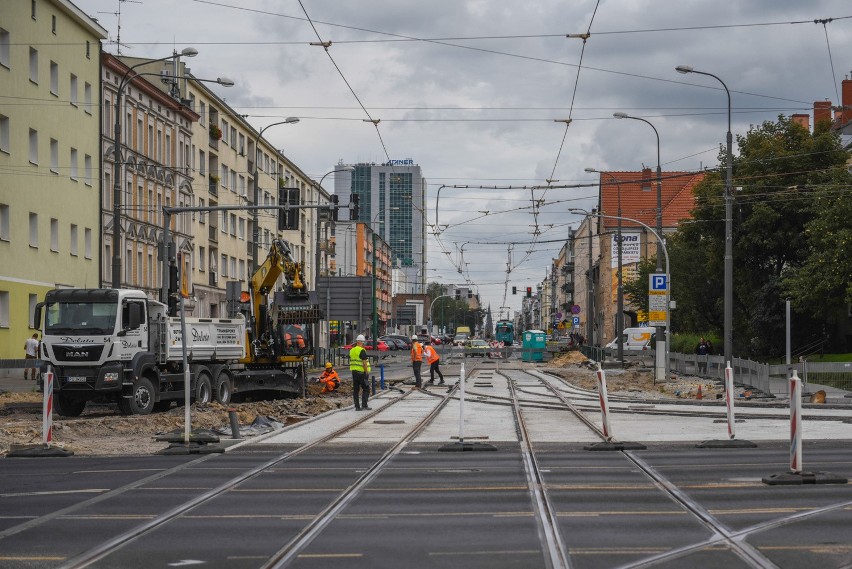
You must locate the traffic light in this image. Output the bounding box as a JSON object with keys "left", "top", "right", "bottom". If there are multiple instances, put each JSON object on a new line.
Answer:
{"left": 526, "top": 286, "right": 532, "bottom": 298}
{"left": 277, "top": 188, "right": 299, "bottom": 231}
{"left": 331, "top": 194, "right": 339, "bottom": 221}
{"left": 512, "top": 286, "right": 517, "bottom": 295}
{"left": 454, "top": 289, "right": 461, "bottom": 300}
{"left": 350, "top": 193, "right": 360, "bottom": 220}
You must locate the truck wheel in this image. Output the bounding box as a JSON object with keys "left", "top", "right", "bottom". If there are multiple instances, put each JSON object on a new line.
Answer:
{"left": 54, "top": 394, "right": 86, "bottom": 417}
{"left": 195, "top": 374, "right": 212, "bottom": 405}
{"left": 213, "top": 371, "right": 232, "bottom": 405}
{"left": 122, "top": 377, "right": 156, "bottom": 415}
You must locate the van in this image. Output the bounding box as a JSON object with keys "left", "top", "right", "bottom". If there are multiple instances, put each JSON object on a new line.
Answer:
{"left": 606, "top": 327, "right": 653, "bottom": 351}
{"left": 453, "top": 326, "right": 471, "bottom": 346}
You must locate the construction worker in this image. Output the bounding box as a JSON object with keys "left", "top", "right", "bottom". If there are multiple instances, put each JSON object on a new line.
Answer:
{"left": 410, "top": 334, "right": 423, "bottom": 388}
{"left": 316, "top": 362, "right": 340, "bottom": 393}
{"left": 349, "top": 334, "right": 372, "bottom": 410}
{"left": 424, "top": 342, "right": 445, "bottom": 385}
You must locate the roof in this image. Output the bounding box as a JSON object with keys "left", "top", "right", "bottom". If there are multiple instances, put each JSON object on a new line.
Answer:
{"left": 596, "top": 170, "right": 705, "bottom": 231}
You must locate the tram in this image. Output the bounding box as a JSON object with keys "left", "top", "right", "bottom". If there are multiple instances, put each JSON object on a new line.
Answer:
{"left": 495, "top": 320, "right": 515, "bottom": 345}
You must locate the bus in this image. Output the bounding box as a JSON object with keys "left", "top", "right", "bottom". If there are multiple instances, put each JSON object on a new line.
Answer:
{"left": 495, "top": 320, "right": 515, "bottom": 345}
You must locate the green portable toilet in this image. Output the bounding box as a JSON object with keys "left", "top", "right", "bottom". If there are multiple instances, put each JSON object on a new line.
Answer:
{"left": 522, "top": 329, "right": 547, "bottom": 362}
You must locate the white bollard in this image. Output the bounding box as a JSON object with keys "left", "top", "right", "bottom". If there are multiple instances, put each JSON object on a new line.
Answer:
{"left": 789, "top": 370, "right": 802, "bottom": 474}
{"left": 42, "top": 368, "right": 54, "bottom": 446}
{"left": 595, "top": 363, "right": 613, "bottom": 442}
{"left": 724, "top": 361, "right": 736, "bottom": 440}
{"left": 458, "top": 361, "right": 465, "bottom": 443}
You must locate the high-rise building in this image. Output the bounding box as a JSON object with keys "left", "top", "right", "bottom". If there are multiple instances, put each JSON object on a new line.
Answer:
{"left": 333, "top": 160, "right": 426, "bottom": 294}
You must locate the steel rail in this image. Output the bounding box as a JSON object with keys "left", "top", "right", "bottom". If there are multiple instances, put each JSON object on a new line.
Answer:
{"left": 60, "top": 390, "right": 419, "bottom": 569}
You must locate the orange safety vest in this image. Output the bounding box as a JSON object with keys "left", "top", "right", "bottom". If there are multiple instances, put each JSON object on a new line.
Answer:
{"left": 411, "top": 341, "right": 423, "bottom": 362}
{"left": 425, "top": 345, "right": 440, "bottom": 365}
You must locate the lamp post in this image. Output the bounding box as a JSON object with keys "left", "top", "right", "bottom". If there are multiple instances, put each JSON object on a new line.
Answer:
{"left": 571, "top": 208, "right": 670, "bottom": 377}
{"left": 676, "top": 65, "right": 733, "bottom": 365}
{"left": 251, "top": 117, "right": 299, "bottom": 274}
{"left": 112, "top": 47, "right": 198, "bottom": 288}
{"left": 585, "top": 168, "right": 624, "bottom": 365}
{"left": 612, "top": 112, "right": 665, "bottom": 377}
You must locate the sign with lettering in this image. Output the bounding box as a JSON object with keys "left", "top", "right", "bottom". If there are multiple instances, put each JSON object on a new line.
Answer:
{"left": 610, "top": 232, "right": 641, "bottom": 267}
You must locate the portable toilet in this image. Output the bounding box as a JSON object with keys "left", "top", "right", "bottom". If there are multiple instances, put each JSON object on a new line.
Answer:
{"left": 522, "top": 329, "right": 547, "bottom": 362}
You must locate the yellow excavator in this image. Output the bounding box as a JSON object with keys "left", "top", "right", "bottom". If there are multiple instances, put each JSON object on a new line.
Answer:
{"left": 237, "top": 238, "right": 322, "bottom": 395}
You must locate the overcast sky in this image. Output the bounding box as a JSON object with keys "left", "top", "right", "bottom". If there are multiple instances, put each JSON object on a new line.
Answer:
{"left": 77, "top": 0, "right": 852, "bottom": 319}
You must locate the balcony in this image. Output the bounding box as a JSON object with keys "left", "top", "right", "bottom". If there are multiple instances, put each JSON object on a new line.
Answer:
{"left": 561, "top": 282, "right": 574, "bottom": 294}
{"left": 561, "top": 262, "right": 575, "bottom": 275}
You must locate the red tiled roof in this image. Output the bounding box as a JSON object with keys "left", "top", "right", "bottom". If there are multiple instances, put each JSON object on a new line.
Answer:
{"left": 597, "top": 170, "right": 705, "bottom": 231}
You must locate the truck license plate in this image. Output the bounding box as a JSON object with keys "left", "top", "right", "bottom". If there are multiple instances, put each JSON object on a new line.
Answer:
{"left": 66, "top": 376, "right": 87, "bottom": 383}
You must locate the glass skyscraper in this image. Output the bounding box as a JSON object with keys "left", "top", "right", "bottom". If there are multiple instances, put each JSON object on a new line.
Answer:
{"left": 333, "top": 160, "right": 427, "bottom": 294}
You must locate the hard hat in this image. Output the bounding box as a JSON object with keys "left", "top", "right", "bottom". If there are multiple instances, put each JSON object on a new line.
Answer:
{"left": 356, "top": 334, "right": 366, "bottom": 342}
{"left": 411, "top": 335, "right": 418, "bottom": 340}
{"left": 325, "top": 362, "right": 333, "bottom": 368}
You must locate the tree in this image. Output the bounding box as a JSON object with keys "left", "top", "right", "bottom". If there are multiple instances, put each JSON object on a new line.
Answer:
{"left": 668, "top": 115, "right": 849, "bottom": 357}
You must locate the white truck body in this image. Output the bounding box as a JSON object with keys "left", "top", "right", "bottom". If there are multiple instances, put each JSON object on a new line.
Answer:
{"left": 165, "top": 317, "right": 246, "bottom": 361}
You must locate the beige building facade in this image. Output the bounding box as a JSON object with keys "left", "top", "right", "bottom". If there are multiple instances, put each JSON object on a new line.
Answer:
{"left": 0, "top": 0, "right": 106, "bottom": 358}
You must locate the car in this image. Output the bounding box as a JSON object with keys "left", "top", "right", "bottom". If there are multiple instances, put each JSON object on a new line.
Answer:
{"left": 343, "top": 339, "right": 390, "bottom": 352}
{"left": 464, "top": 339, "right": 490, "bottom": 357}
{"left": 430, "top": 336, "right": 443, "bottom": 345}
{"left": 380, "top": 337, "right": 407, "bottom": 350}
{"left": 453, "top": 333, "right": 469, "bottom": 346}
{"left": 416, "top": 334, "right": 432, "bottom": 345}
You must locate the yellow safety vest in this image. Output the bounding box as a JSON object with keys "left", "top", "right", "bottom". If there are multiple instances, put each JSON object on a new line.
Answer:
{"left": 349, "top": 345, "right": 369, "bottom": 372}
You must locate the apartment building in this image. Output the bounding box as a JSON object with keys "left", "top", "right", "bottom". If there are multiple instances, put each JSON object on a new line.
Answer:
{"left": 100, "top": 54, "right": 198, "bottom": 299}
{"left": 334, "top": 221, "right": 393, "bottom": 332}
{"left": 0, "top": 0, "right": 107, "bottom": 358}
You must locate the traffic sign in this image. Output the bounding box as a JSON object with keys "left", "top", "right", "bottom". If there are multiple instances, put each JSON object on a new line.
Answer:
{"left": 571, "top": 304, "right": 581, "bottom": 314}
{"left": 648, "top": 273, "right": 668, "bottom": 327}
{"left": 650, "top": 273, "right": 667, "bottom": 291}
{"left": 572, "top": 316, "right": 580, "bottom": 328}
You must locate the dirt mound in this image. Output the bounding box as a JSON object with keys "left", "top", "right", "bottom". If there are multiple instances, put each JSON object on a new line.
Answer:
{"left": 549, "top": 351, "right": 589, "bottom": 366}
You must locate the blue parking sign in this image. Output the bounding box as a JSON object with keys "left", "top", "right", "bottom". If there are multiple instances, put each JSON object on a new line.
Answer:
{"left": 650, "top": 273, "right": 667, "bottom": 291}
{"left": 572, "top": 316, "right": 580, "bottom": 327}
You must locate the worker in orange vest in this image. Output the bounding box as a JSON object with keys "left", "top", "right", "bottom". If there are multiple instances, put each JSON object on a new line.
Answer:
{"left": 424, "top": 343, "right": 445, "bottom": 385}
{"left": 316, "top": 362, "right": 340, "bottom": 393}
{"left": 410, "top": 335, "right": 423, "bottom": 388}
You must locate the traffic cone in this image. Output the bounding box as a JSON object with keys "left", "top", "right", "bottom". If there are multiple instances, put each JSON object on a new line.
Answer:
{"left": 696, "top": 385, "right": 703, "bottom": 400}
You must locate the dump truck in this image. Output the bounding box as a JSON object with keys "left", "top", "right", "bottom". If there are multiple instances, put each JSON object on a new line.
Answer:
{"left": 35, "top": 239, "right": 322, "bottom": 416}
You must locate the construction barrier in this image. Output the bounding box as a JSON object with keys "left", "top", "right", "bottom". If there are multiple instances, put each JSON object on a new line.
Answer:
{"left": 595, "top": 364, "right": 613, "bottom": 441}
{"left": 790, "top": 371, "right": 802, "bottom": 473}
{"left": 725, "top": 362, "right": 736, "bottom": 440}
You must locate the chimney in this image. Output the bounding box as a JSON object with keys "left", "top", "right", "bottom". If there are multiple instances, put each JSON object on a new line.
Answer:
{"left": 791, "top": 114, "right": 810, "bottom": 131}
{"left": 641, "top": 167, "right": 652, "bottom": 192}
{"left": 814, "top": 100, "right": 832, "bottom": 126}
{"left": 842, "top": 78, "right": 852, "bottom": 126}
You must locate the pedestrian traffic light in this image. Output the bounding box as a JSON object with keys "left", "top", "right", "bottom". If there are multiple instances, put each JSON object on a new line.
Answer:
{"left": 455, "top": 289, "right": 461, "bottom": 300}
{"left": 350, "top": 193, "right": 360, "bottom": 220}
{"left": 526, "top": 286, "right": 532, "bottom": 298}
{"left": 512, "top": 286, "right": 517, "bottom": 295}
{"left": 330, "top": 194, "right": 339, "bottom": 221}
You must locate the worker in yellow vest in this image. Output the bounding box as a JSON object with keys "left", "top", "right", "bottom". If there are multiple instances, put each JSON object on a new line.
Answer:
{"left": 349, "top": 334, "right": 372, "bottom": 410}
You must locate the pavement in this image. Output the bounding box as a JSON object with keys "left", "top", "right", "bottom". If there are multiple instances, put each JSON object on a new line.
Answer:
{"left": 0, "top": 370, "right": 41, "bottom": 394}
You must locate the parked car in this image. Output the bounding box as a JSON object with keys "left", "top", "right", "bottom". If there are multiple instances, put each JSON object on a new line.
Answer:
{"left": 380, "top": 337, "right": 407, "bottom": 350}
{"left": 464, "top": 339, "right": 490, "bottom": 357}
{"left": 383, "top": 334, "right": 412, "bottom": 349}
{"left": 431, "top": 336, "right": 443, "bottom": 345}
{"left": 416, "top": 334, "right": 432, "bottom": 345}
{"left": 453, "top": 333, "right": 469, "bottom": 346}
{"left": 343, "top": 340, "right": 390, "bottom": 352}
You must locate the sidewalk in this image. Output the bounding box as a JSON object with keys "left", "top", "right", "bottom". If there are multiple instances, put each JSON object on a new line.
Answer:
{"left": 0, "top": 370, "right": 41, "bottom": 394}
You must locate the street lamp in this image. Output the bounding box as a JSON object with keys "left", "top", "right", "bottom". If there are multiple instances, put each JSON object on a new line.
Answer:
{"left": 112, "top": 47, "right": 197, "bottom": 288}
{"left": 571, "top": 207, "right": 670, "bottom": 379}
{"left": 251, "top": 117, "right": 300, "bottom": 274}
{"left": 585, "top": 168, "right": 624, "bottom": 365}
{"left": 676, "top": 65, "right": 733, "bottom": 365}
{"left": 612, "top": 112, "right": 665, "bottom": 377}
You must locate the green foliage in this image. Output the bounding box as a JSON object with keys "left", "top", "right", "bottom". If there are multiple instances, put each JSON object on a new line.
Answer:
{"left": 668, "top": 115, "right": 850, "bottom": 357}
{"left": 425, "top": 281, "right": 483, "bottom": 331}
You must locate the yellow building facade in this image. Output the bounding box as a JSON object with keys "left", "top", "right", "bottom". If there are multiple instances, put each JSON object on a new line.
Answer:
{"left": 0, "top": 0, "right": 106, "bottom": 359}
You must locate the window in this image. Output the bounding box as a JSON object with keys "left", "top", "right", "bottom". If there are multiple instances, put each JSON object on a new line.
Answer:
{"left": 0, "top": 114, "right": 7, "bottom": 153}
{"left": 50, "top": 138, "right": 58, "bottom": 173}
{"left": 198, "top": 198, "right": 205, "bottom": 223}
{"left": 238, "top": 259, "right": 245, "bottom": 280}
{"left": 230, "top": 214, "right": 236, "bottom": 236}
{"left": 50, "top": 61, "right": 58, "bottom": 95}
{"left": 230, "top": 257, "right": 236, "bottom": 278}
{"left": 230, "top": 169, "right": 236, "bottom": 192}
{"left": 84, "top": 82, "right": 92, "bottom": 114}
{"left": 29, "top": 129, "right": 38, "bottom": 164}
{"left": 221, "top": 165, "right": 228, "bottom": 189}
{"left": 84, "top": 228, "right": 92, "bottom": 258}
{"left": 0, "top": 291, "right": 9, "bottom": 327}
{"left": 199, "top": 150, "right": 205, "bottom": 175}
{"left": 86, "top": 40, "right": 90, "bottom": 59}
{"left": 84, "top": 154, "right": 92, "bottom": 186}
{"left": 29, "top": 294, "right": 38, "bottom": 328}
{"left": 238, "top": 217, "right": 245, "bottom": 240}
{"left": 221, "top": 254, "right": 228, "bottom": 277}
{"left": 221, "top": 210, "right": 227, "bottom": 233}
{"left": 31, "top": 0, "right": 36, "bottom": 19}
{"left": 70, "top": 147, "right": 78, "bottom": 179}
{"left": 51, "top": 14, "right": 56, "bottom": 34}
{"left": 70, "top": 224, "right": 78, "bottom": 256}
{"left": 229, "top": 125, "right": 236, "bottom": 147}
{"left": 0, "top": 28, "right": 9, "bottom": 68}
{"left": 0, "top": 204, "right": 9, "bottom": 241}
{"left": 199, "top": 246, "right": 205, "bottom": 271}
{"left": 29, "top": 48, "right": 38, "bottom": 83}
{"left": 50, "top": 218, "right": 58, "bottom": 252}
{"left": 70, "top": 74, "right": 78, "bottom": 106}
{"left": 165, "top": 133, "right": 171, "bottom": 166}
{"left": 199, "top": 101, "right": 206, "bottom": 125}
{"left": 29, "top": 213, "right": 38, "bottom": 247}
{"left": 221, "top": 120, "right": 229, "bottom": 145}
{"left": 238, "top": 133, "right": 245, "bottom": 155}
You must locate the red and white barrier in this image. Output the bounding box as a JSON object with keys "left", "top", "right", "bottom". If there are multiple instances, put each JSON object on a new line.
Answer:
{"left": 789, "top": 371, "right": 802, "bottom": 473}
{"left": 458, "top": 361, "right": 466, "bottom": 443}
{"left": 724, "top": 362, "right": 736, "bottom": 440}
{"left": 595, "top": 364, "right": 613, "bottom": 441}
{"left": 42, "top": 368, "right": 54, "bottom": 446}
